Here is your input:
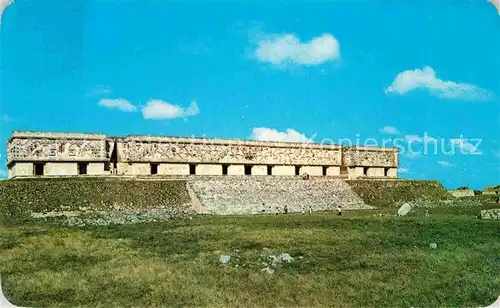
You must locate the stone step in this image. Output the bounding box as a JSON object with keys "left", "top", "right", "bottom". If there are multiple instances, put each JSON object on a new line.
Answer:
{"left": 189, "top": 177, "right": 372, "bottom": 215}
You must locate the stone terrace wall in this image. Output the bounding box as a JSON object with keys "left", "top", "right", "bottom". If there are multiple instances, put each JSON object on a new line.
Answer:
{"left": 189, "top": 176, "right": 372, "bottom": 215}
{"left": 346, "top": 179, "right": 454, "bottom": 207}
{"left": 0, "top": 178, "right": 192, "bottom": 223}
{"left": 0, "top": 176, "right": 376, "bottom": 222}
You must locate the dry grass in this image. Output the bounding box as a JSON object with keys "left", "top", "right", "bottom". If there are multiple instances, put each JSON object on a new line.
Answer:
{"left": 1, "top": 205, "right": 499, "bottom": 307}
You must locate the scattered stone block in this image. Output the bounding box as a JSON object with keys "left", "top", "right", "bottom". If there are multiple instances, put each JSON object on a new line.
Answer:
{"left": 277, "top": 253, "right": 294, "bottom": 263}
{"left": 397, "top": 203, "right": 412, "bottom": 216}
{"left": 219, "top": 255, "right": 231, "bottom": 264}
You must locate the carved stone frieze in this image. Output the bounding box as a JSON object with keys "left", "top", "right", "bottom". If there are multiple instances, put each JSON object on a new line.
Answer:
{"left": 342, "top": 148, "right": 398, "bottom": 167}
{"left": 8, "top": 138, "right": 107, "bottom": 162}
{"left": 117, "top": 141, "right": 342, "bottom": 165}
{"left": 7, "top": 132, "right": 399, "bottom": 168}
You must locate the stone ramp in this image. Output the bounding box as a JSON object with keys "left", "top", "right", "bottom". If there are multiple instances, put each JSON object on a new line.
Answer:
{"left": 189, "top": 176, "right": 372, "bottom": 215}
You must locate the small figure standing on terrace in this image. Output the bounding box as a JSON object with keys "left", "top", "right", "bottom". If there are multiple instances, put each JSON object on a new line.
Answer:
{"left": 308, "top": 205, "right": 312, "bottom": 215}
{"left": 425, "top": 209, "right": 430, "bottom": 218}
{"left": 284, "top": 205, "right": 288, "bottom": 214}
{"left": 337, "top": 205, "right": 342, "bottom": 216}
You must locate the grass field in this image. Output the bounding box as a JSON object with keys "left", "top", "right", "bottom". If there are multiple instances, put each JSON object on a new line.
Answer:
{"left": 1, "top": 205, "right": 499, "bottom": 307}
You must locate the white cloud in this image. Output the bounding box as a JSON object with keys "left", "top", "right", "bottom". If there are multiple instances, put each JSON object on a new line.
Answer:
{"left": 398, "top": 168, "right": 409, "bottom": 173}
{"left": 142, "top": 100, "right": 199, "bottom": 120}
{"left": 379, "top": 126, "right": 400, "bottom": 135}
{"left": 488, "top": 0, "right": 500, "bottom": 15}
{"left": 437, "top": 160, "right": 454, "bottom": 168}
{"left": 0, "top": 0, "right": 13, "bottom": 22}
{"left": 253, "top": 33, "right": 340, "bottom": 66}
{"left": 98, "top": 98, "right": 137, "bottom": 112}
{"left": 385, "top": 66, "right": 493, "bottom": 100}
{"left": 250, "top": 127, "right": 313, "bottom": 143}
{"left": 450, "top": 138, "right": 481, "bottom": 154}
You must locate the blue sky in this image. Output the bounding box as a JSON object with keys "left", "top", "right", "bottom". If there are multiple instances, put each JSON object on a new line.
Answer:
{"left": 1, "top": 0, "right": 499, "bottom": 189}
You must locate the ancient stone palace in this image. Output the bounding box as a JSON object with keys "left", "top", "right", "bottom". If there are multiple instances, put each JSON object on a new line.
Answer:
{"left": 6, "top": 131, "right": 399, "bottom": 179}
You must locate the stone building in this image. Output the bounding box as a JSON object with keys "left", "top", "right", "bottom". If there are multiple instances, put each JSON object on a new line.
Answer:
{"left": 6, "top": 131, "right": 399, "bottom": 179}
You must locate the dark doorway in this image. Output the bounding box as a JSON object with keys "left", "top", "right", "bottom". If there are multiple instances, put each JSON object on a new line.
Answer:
{"left": 222, "top": 164, "right": 229, "bottom": 175}
{"left": 109, "top": 140, "right": 118, "bottom": 174}
{"left": 189, "top": 164, "right": 196, "bottom": 175}
{"left": 322, "top": 166, "right": 328, "bottom": 176}
{"left": 78, "top": 162, "right": 88, "bottom": 175}
{"left": 295, "top": 166, "right": 301, "bottom": 176}
{"left": 267, "top": 165, "right": 273, "bottom": 175}
{"left": 244, "top": 165, "right": 252, "bottom": 175}
{"left": 384, "top": 167, "right": 390, "bottom": 177}
{"left": 34, "top": 163, "right": 44, "bottom": 176}
{"left": 363, "top": 167, "right": 369, "bottom": 176}
{"left": 150, "top": 163, "right": 159, "bottom": 175}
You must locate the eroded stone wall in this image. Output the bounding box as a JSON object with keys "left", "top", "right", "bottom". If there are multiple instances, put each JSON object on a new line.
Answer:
{"left": 366, "top": 167, "right": 385, "bottom": 177}
{"left": 158, "top": 163, "right": 190, "bottom": 175}
{"left": 44, "top": 163, "right": 78, "bottom": 176}
{"left": 9, "top": 162, "right": 33, "bottom": 177}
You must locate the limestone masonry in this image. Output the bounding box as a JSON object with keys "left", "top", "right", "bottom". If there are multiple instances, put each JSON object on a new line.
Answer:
{"left": 6, "top": 131, "right": 399, "bottom": 179}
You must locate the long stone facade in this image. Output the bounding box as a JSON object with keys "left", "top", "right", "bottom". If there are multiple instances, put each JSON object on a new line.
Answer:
{"left": 6, "top": 131, "right": 399, "bottom": 179}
